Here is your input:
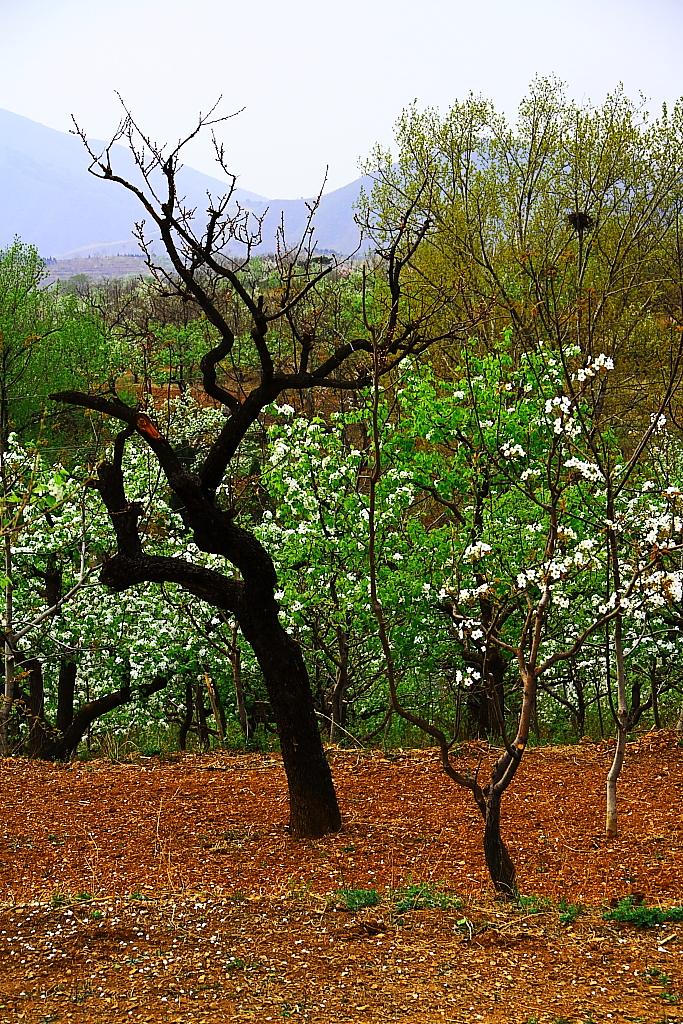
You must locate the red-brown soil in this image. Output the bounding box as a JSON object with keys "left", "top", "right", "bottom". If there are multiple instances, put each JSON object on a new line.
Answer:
{"left": 1, "top": 735, "right": 682, "bottom": 1023}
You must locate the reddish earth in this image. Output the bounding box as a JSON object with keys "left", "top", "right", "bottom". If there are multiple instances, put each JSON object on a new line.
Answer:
{"left": 1, "top": 735, "right": 682, "bottom": 1022}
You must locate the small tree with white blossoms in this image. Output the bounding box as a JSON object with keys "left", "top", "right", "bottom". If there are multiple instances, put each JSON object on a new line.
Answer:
{"left": 2, "top": 407, "right": 248, "bottom": 758}
{"left": 370, "top": 337, "right": 683, "bottom": 894}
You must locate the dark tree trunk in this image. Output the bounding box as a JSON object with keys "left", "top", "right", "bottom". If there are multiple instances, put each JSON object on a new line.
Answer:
{"left": 178, "top": 680, "right": 193, "bottom": 750}
{"left": 573, "top": 670, "right": 586, "bottom": 736}
{"left": 26, "top": 657, "right": 44, "bottom": 719}
{"left": 240, "top": 602, "right": 341, "bottom": 838}
{"left": 24, "top": 659, "right": 52, "bottom": 758}
{"left": 650, "top": 661, "right": 661, "bottom": 730}
{"left": 56, "top": 659, "right": 77, "bottom": 734}
{"left": 481, "top": 789, "right": 517, "bottom": 897}
{"left": 22, "top": 670, "right": 167, "bottom": 761}
{"left": 194, "top": 681, "right": 210, "bottom": 750}
{"left": 465, "top": 648, "right": 507, "bottom": 737}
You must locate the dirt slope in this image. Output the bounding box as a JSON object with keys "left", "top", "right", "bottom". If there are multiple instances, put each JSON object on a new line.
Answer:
{"left": 0, "top": 736, "right": 682, "bottom": 1022}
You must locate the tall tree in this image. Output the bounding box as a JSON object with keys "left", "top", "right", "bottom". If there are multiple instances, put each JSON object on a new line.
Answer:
{"left": 53, "top": 103, "right": 467, "bottom": 836}
{"left": 363, "top": 77, "right": 683, "bottom": 409}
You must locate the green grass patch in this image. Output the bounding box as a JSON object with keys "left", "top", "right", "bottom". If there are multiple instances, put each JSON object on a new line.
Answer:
{"left": 603, "top": 897, "right": 683, "bottom": 927}
{"left": 558, "top": 898, "right": 583, "bottom": 925}
{"left": 335, "top": 887, "right": 380, "bottom": 911}
{"left": 515, "top": 893, "right": 552, "bottom": 914}
{"left": 392, "top": 882, "right": 462, "bottom": 913}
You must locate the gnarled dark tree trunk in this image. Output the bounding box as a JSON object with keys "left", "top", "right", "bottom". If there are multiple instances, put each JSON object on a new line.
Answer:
{"left": 239, "top": 601, "right": 340, "bottom": 836}
{"left": 54, "top": 102, "right": 452, "bottom": 836}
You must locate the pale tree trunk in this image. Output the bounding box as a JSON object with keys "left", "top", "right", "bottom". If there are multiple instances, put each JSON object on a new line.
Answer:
{"left": 1, "top": 412, "right": 15, "bottom": 756}
{"left": 676, "top": 701, "right": 683, "bottom": 736}
{"left": 1, "top": 536, "right": 14, "bottom": 756}
{"left": 606, "top": 721, "right": 627, "bottom": 838}
{"left": 204, "top": 673, "right": 226, "bottom": 749}
{"left": 606, "top": 524, "right": 629, "bottom": 839}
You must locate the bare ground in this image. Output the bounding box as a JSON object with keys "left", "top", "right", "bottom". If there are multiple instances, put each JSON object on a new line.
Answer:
{"left": 1, "top": 734, "right": 682, "bottom": 1023}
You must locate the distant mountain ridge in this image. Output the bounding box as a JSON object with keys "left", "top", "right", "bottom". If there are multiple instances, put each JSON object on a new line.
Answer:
{"left": 0, "top": 108, "right": 369, "bottom": 259}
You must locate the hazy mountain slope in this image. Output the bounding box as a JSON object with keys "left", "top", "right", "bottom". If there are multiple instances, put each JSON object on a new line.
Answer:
{"left": 0, "top": 108, "right": 367, "bottom": 258}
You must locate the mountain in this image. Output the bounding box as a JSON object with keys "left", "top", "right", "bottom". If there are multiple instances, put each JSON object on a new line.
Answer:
{"left": 0, "top": 108, "right": 368, "bottom": 259}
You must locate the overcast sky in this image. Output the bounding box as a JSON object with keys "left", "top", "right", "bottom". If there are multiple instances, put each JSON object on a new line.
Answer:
{"left": 2, "top": 0, "right": 681, "bottom": 198}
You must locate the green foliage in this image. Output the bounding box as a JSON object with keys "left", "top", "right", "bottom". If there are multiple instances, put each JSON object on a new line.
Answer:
{"left": 558, "top": 899, "right": 583, "bottom": 925}
{"left": 257, "top": 401, "right": 453, "bottom": 738}
{"left": 365, "top": 78, "right": 683, "bottom": 405}
{"left": 334, "top": 883, "right": 461, "bottom": 914}
{"left": 515, "top": 893, "right": 552, "bottom": 915}
{"left": 644, "top": 968, "right": 672, "bottom": 985}
{"left": 335, "top": 887, "right": 380, "bottom": 910}
{"left": 603, "top": 897, "right": 683, "bottom": 927}
{"left": 0, "top": 240, "right": 117, "bottom": 451}
{"left": 392, "top": 882, "right": 462, "bottom": 912}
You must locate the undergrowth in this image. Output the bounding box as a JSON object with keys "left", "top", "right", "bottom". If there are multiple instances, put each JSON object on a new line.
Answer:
{"left": 334, "top": 882, "right": 462, "bottom": 914}
{"left": 603, "top": 897, "right": 683, "bottom": 927}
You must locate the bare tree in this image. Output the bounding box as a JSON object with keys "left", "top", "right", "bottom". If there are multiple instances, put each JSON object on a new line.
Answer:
{"left": 52, "top": 101, "right": 465, "bottom": 837}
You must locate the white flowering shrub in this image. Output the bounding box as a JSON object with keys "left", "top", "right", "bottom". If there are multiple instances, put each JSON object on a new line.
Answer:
{"left": 3, "top": 407, "right": 250, "bottom": 755}
{"left": 256, "top": 404, "right": 454, "bottom": 739}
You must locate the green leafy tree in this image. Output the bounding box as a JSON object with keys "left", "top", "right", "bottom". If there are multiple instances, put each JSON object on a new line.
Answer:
{"left": 362, "top": 77, "right": 683, "bottom": 412}
{"left": 256, "top": 404, "right": 452, "bottom": 742}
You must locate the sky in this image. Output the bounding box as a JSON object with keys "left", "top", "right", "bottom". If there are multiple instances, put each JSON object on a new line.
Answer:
{"left": 2, "top": 0, "right": 682, "bottom": 199}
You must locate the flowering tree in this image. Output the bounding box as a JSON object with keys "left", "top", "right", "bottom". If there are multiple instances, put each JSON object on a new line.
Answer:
{"left": 1, "top": 410, "right": 247, "bottom": 758}
{"left": 0, "top": 435, "right": 98, "bottom": 755}
{"left": 367, "top": 337, "right": 683, "bottom": 894}
{"left": 256, "top": 405, "right": 452, "bottom": 742}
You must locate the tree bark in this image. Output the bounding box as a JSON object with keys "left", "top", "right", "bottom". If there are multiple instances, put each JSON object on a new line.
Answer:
{"left": 329, "top": 627, "right": 349, "bottom": 745}
{"left": 481, "top": 789, "right": 517, "bottom": 897}
{"left": 230, "top": 623, "right": 249, "bottom": 738}
{"left": 605, "top": 523, "right": 629, "bottom": 839}
{"left": 194, "top": 680, "right": 210, "bottom": 751}
{"left": 606, "top": 720, "right": 627, "bottom": 838}
{"left": 56, "top": 659, "right": 77, "bottom": 734}
{"left": 239, "top": 600, "right": 341, "bottom": 837}
{"left": 178, "top": 680, "right": 193, "bottom": 751}
{"left": 1, "top": 531, "right": 15, "bottom": 757}
{"left": 205, "top": 674, "right": 226, "bottom": 749}
{"left": 20, "top": 668, "right": 167, "bottom": 761}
